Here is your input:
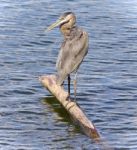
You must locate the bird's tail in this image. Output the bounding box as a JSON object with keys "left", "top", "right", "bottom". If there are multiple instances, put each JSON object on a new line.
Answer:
{"left": 56, "top": 74, "right": 65, "bottom": 86}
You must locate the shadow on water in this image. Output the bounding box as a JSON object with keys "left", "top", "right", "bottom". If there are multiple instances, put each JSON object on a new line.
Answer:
{"left": 42, "top": 96, "right": 115, "bottom": 150}
{"left": 41, "top": 96, "right": 82, "bottom": 134}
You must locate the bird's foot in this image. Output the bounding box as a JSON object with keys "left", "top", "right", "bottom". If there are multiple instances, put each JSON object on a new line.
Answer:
{"left": 66, "top": 95, "right": 77, "bottom": 104}
{"left": 66, "top": 94, "right": 71, "bottom": 101}
{"left": 72, "top": 98, "right": 77, "bottom": 104}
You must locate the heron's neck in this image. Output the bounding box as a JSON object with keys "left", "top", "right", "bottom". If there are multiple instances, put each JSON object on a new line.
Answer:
{"left": 60, "top": 23, "right": 75, "bottom": 38}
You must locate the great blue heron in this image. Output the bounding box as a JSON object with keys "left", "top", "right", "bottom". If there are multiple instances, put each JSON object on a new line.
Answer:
{"left": 46, "top": 12, "right": 89, "bottom": 100}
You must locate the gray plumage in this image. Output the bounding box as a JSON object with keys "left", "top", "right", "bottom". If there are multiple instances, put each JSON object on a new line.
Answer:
{"left": 46, "top": 12, "right": 89, "bottom": 98}
{"left": 56, "top": 26, "right": 89, "bottom": 85}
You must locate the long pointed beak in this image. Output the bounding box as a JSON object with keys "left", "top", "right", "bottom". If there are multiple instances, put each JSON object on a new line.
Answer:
{"left": 45, "top": 19, "right": 64, "bottom": 32}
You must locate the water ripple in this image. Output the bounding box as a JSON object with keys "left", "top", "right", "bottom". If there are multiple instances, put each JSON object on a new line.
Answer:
{"left": 0, "top": 0, "right": 137, "bottom": 149}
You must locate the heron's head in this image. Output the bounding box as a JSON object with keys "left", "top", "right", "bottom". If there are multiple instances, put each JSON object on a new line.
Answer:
{"left": 46, "top": 12, "right": 76, "bottom": 32}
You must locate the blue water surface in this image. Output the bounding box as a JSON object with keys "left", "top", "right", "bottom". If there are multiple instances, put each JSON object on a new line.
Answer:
{"left": 0, "top": 0, "right": 137, "bottom": 149}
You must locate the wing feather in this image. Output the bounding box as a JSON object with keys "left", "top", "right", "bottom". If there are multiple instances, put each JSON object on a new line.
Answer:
{"left": 56, "top": 29, "right": 88, "bottom": 85}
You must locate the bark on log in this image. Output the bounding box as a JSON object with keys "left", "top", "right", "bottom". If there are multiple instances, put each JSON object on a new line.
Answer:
{"left": 39, "top": 75, "right": 100, "bottom": 140}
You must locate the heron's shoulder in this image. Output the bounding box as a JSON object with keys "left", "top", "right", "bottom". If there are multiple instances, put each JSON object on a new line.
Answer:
{"left": 79, "top": 27, "right": 88, "bottom": 36}
{"left": 69, "top": 26, "right": 88, "bottom": 39}
{"left": 76, "top": 26, "right": 88, "bottom": 37}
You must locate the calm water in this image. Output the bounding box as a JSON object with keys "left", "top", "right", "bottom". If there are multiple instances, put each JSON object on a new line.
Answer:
{"left": 0, "top": 0, "right": 137, "bottom": 149}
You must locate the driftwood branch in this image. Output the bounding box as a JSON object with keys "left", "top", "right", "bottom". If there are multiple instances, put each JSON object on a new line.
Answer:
{"left": 39, "top": 75, "right": 100, "bottom": 140}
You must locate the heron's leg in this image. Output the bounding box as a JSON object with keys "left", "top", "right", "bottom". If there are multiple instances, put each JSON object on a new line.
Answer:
{"left": 68, "top": 75, "right": 71, "bottom": 97}
{"left": 73, "top": 72, "right": 77, "bottom": 102}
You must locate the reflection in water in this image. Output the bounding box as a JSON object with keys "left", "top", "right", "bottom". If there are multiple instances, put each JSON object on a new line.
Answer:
{"left": 42, "top": 96, "right": 98, "bottom": 135}
{"left": 42, "top": 96, "right": 71, "bottom": 123}
{"left": 42, "top": 97, "right": 114, "bottom": 150}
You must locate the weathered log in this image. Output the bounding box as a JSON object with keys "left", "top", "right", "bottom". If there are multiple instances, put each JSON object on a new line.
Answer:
{"left": 39, "top": 75, "right": 100, "bottom": 140}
